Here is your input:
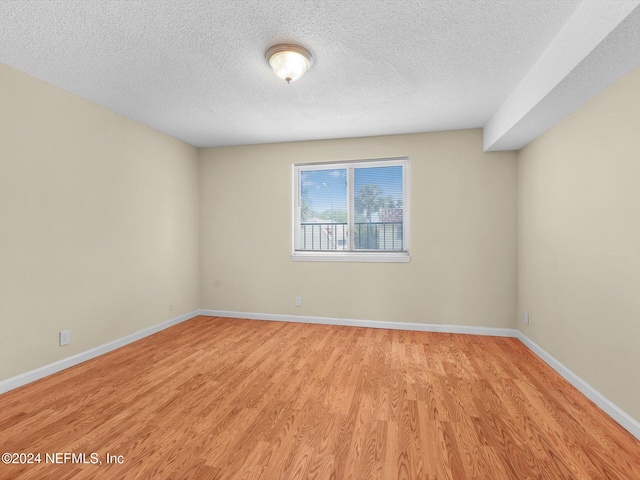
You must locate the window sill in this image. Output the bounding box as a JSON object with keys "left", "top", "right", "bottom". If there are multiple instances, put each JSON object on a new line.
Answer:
{"left": 291, "top": 251, "right": 411, "bottom": 263}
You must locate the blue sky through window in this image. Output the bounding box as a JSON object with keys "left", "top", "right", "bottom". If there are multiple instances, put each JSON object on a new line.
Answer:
{"left": 301, "top": 166, "right": 403, "bottom": 220}
{"left": 301, "top": 169, "right": 347, "bottom": 216}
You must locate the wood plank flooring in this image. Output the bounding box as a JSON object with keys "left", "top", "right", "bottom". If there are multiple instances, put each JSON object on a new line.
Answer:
{"left": 1, "top": 316, "right": 639, "bottom": 479}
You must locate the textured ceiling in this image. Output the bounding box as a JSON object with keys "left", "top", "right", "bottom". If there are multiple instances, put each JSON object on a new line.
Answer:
{"left": 1, "top": 1, "right": 639, "bottom": 150}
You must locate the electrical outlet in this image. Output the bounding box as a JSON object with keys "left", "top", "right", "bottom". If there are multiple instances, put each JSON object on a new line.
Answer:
{"left": 169, "top": 302, "right": 174, "bottom": 312}
{"left": 59, "top": 330, "right": 71, "bottom": 346}
{"left": 524, "top": 311, "right": 530, "bottom": 326}
{"left": 295, "top": 296, "right": 302, "bottom": 307}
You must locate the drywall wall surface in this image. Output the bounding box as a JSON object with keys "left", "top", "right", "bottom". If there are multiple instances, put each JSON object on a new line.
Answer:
{"left": 0, "top": 62, "right": 200, "bottom": 381}
{"left": 517, "top": 64, "right": 640, "bottom": 421}
{"left": 200, "top": 129, "right": 517, "bottom": 328}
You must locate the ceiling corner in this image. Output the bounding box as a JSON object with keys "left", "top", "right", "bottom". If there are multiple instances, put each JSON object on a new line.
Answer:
{"left": 483, "top": 1, "right": 640, "bottom": 152}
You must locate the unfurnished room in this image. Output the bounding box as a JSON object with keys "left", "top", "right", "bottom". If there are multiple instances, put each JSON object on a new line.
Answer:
{"left": 1, "top": 1, "right": 640, "bottom": 479}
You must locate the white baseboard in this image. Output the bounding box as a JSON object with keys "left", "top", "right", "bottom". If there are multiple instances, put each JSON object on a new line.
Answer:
{"left": 514, "top": 330, "right": 640, "bottom": 441}
{"left": 3, "top": 309, "right": 638, "bottom": 441}
{"left": 0, "top": 310, "right": 200, "bottom": 395}
{"left": 198, "top": 309, "right": 518, "bottom": 337}
{"left": 200, "top": 309, "right": 640, "bottom": 440}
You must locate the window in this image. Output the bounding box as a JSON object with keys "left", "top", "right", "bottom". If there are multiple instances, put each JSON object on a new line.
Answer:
{"left": 293, "top": 157, "right": 410, "bottom": 262}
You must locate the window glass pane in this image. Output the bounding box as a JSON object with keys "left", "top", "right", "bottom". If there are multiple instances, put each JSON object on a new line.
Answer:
{"left": 299, "top": 168, "right": 347, "bottom": 250}
{"left": 294, "top": 159, "right": 408, "bottom": 258}
{"left": 353, "top": 165, "right": 404, "bottom": 251}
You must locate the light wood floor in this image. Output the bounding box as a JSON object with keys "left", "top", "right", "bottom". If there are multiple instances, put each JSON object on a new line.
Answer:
{"left": 1, "top": 316, "right": 639, "bottom": 479}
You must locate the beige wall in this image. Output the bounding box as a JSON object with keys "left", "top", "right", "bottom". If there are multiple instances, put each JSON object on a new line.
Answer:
{"left": 0, "top": 63, "right": 200, "bottom": 381}
{"left": 200, "top": 130, "right": 517, "bottom": 328}
{"left": 517, "top": 64, "right": 640, "bottom": 421}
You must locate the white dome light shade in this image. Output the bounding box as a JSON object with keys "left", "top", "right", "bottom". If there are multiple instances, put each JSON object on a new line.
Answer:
{"left": 266, "top": 44, "right": 313, "bottom": 83}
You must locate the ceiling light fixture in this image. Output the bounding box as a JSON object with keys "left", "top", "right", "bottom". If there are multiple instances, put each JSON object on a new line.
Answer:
{"left": 266, "top": 44, "right": 313, "bottom": 84}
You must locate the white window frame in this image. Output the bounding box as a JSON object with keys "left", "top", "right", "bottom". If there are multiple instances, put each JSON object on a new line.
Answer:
{"left": 292, "top": 157, "right": 410, "bottom": 263}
